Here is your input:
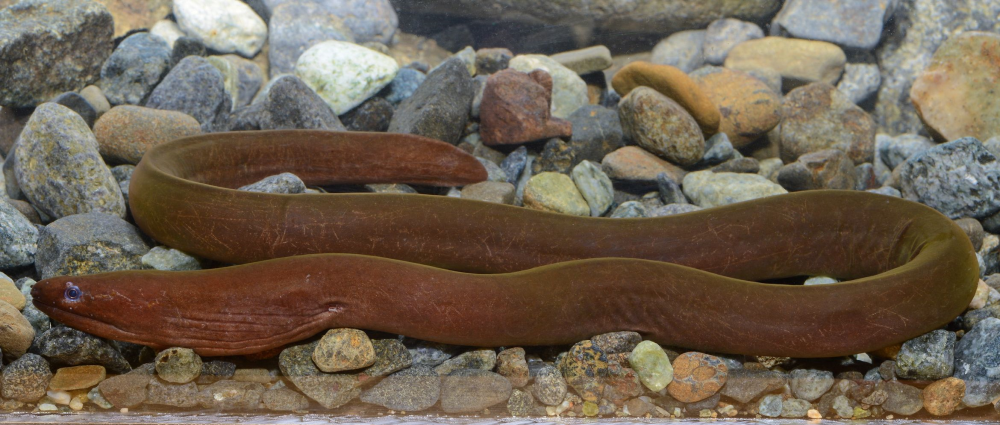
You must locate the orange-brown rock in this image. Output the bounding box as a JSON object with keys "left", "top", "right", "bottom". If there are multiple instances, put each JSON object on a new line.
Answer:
{"left": 93, "top": 105, "right": 202, "bottom": 165}
{"left": 911, "top": 31, "right": 1000, "bottom": 142}
{"left": 480, "top": 69, "right": 572, "bottom": 146}
{"left": 666, "top": 352, "right": 728, "bottom": 403}
{"left": 690, "top": 66, "right": 782, "bottom": 148}
{"left": 612, "top": 61, "right": 720, "bottom": 135}
{"left": 600, "top": 146, "right": 686, "bottom": 184}
{"left": 49, "top": 365, "right": 107, "bottom": 391}
{"left": 618, "top": 86, "right": 705, "bottom": 166}
{"left": 921, "top": 377, "right": 965, "bottom": 416}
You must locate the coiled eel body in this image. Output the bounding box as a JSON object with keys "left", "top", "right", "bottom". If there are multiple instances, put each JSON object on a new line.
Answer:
{"left": 31, "top": 130, "right": 980, "bottom": 358}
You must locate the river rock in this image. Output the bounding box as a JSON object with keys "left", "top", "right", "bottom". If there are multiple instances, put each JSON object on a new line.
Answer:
{"left": 49, "top": 365, "right": 105, "bottom": 391}
{"left": 881, "top": 380, "right": 923, "bottom": 415}
{"left": 612, "top": 62, "right": 720, "bottom": 135}
{"left": 207, "top": 55, "right": 264, "bottom": 109}
{"left": 683, "top": 170, "right": 787, "bottom": 208}
{"left": 898, "top": 137, "right": 1000, "bottom": 219}
{"left": 954, "top": 317, "right": 1000, "bottom": 407}
{"left": 480, "top": 69, "right": 572, "bottom": 145}
{"left": 263, "top": 0, "right": 396, "bottom": 45}
{"left": 837, "top": 63, "right": 881, "bottom": 105}
{"left": 0, "top": 0, "right": 113, "bottom": 107}
{"left": 295, "top": 40, "right": 398, "bottom": 116}
{"left": 911, "top": 31, "right": 1000, "bottom": 142}
{"left": 559, "top": 340, "right": 608, "bottom": 402}
{"left": 618, "top": 86, "right": 704, "bottom": 166}
{"left": 434, "top": 349, "right": 497, "bottom": 376}
{"left": 312, "top": 328, "right": 376, "bottom": 373}
{"left": 383, "top": 68, "right": 426, "bottom": 105}
{"left": 725, "top": 37, "right": 846, "bottom": 91}
{"left": 666, "top": 352, "right": 727, "bottom": 403}
{"left": 922, "top": 377, "right": 965, "bottom": 416}
{"left": 523, "top": 172, "right": 590, "bottom": 216}
{"left": 440, "top": 369, "right": 512, "bottom": 414}
{"left": 894, "top": 330, "right": 955, "bottom": 380}
{"left": 261, "top": 384, "right": 309, "bottom": 411}
{"left": 509, "top": 55, "right": 587, "bottom": 119}
{"left": 278, "top": 342, "right": 361, "bottom": 409}
{"left": 772, "top": 0, "right": 895, "bottom": 50}
{"left": 721, "top": 367, "right": 786, "bottom": 404}
{"left": 360, "top": 365, "right": 440, "bottom": 411}
{"left": 0, "top": 301, "right": 32, "bottom": 360}
{"left": 650, "top": 30, "right": 705, "bottom": 73}
{"left": 267, "top": 1, "right": 354, "bottom": 77}
{"left": 531, "top": 365, "right": 567, "bottom": 405}
{"left": 601, "top": 146, "right": 686, "bottom": 187}
{"left": 567, "top": 105, "right": 625, "bottom": 164}
{"left": 100, "top": 33, "right": 172, "bottom": 106}
{"left": 780, "top": 82, "right": 876, "bottom": 164}
{"left": 197, "top": 380, "right": 265, "bottom": 410}
{"left": 496, "top": 348, "right": 530, "bottom": 388}
{"left": 704, "top": 19, "right": 764, "bottom": 65}
{"left": 94, "top": 106, "right": 201, "bottom": 165}
{"left": 690, "top": 66, "right": 781, "bottom": 148}
{"left": 551, "top": 46, "right": 612, "bottom": 75}
{"left": 150, "top": 20, "right": 185, "bottom": 48}
{"left": 0, "top": 275, "right": 22, "bottom": 310}
{"left": 461, "top": 182, "right": 515, "bottom": 205}
{"left": 173, "top": 0, "right": 266, "bottom": 57}
{"left": 388, "top": 57, "right": 472, "bottom": 144}
{"left": 629, "top": 341, "right": 673, "bottom": 392}
{"left": 1, "top": 353, "right": 51, "bottom": 402}
{"left": 571, "top": 160, "right": 613, "bottom": 217}
{"left": 878, "top": 133, "right": 934, "bottom": 170}
{"left": 0, "top": 198, "right": 38, "bottom": 268}
{"left": 776, "top": 149, "right": 857, "bottom": 191}
{"left": 155, "top": 347, "right": 202, "bottom": 384}
{"left": 146, "top": 379, "right": 198, "bottom": 408}
{"left": 35, "top": 212, "right": 150, "bottom": 280}
{"left": 34, "top": 327, "right": 131, "bottom": 374}
{"left": 145, "top": 56, "right": 231, "bottom": 130}
{"left": 14, "top": 103, "right": 125, "bottom": 219}
{"left": 789, "top": 369, "right": 834, "bottom": 401}
{"left": 231, "top": 75, "right": 344, "bottom": 131}
{"left": 52, "top": 92, "right": 97, "bottom": 129}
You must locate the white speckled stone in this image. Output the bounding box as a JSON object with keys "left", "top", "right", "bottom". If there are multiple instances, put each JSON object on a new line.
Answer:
{"left": 682, "top": 170, "right": 787, "bottom": 208}
{"left": 173, "top": 0, "right": 267, "bottom": 57}
{"left": 295, "top": 41, "right": 399, "bottom": 115}
{"left": 509, "top": 55, "right": 588, "bottom": 119}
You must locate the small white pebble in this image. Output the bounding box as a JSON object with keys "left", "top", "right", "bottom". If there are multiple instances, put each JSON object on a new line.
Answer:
{"left": 120, "top": 408, "right": 128, "bottom": 413}
{"left": 854, "top": 353, "right": 872, "bottom": 363}
{"left": 970, "top": 279, "right": 990, "bottom": 309}
{"left": 807, "top": 409, "right": 822, "bottom": 419}
{"left": 69, "top": 397, "right": 84, "bottom": 411}
{"left": 46, "top": 390, "right": 71, "bottom": 405}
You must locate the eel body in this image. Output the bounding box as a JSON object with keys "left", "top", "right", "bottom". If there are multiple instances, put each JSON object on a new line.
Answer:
{"left": 31, "top": 130, "right": 980, "bottom": 358}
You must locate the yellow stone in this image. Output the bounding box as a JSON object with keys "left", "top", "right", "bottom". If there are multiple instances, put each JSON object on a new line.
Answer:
{"left": 0, "top": 274, "right": 24, "bottom": 310}
{"left": 49, "top": 365, "right": 107, "bottom": 391}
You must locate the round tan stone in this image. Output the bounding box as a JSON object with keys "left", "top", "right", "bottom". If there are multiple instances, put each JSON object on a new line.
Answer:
{"left": 0, "top": 274, "right": 24, "bottom": 310}
{"left": 922, "top": 377, "right": 965, "bottom": 416}
{"left": 0, "top": 300, "right": 34, "bottom": 359}
{"left": 93, "top": 105, "right": 202, "bottom": 165}
{"left": 725, "top": 37, "right": 846, "bottom": 90}
{"left": 911, "top": 31, "right": 1000, "bottom": 142}
{"left": 48, "top": 365, "right": 107, "bottom": 391}
{"left": 666, "top": 352, "right": 728, "bottom": 403}
{"left": 523, "top": 172, "right": 590, "bottom": 216}
{"left": 691, "top": 66, "right": 781, "bottom": 148}
{"left": 612, "top": 61, "right": 720, "bottom": 135}
{"left": 618, "top": 86, "right": 705, "bottom": 166}
{"left": 600, "top": 146, "right": 687, "bottom": 184}
{"left": 312, "top": 328, "right": 376, "bottom": 373}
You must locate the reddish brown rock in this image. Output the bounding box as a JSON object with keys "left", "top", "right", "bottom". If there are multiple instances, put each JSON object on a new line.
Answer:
{"left": 496, "top": 347, "right": 530, "bottom": 388}
{"left": 480, "top": 69, "right": 572, "bottom": 146}
{"left": 775, "top": 149, "right": 857, "bottom": 191}
{"left": 690, "top": 66, "right": 781, "bottom": 148}
{"left": 612, "top": 61, "right": 720, "bottom": 135}
{"left": 911, "top": 31, "right": 1000, "bottom": 142}
{"left": 666, "top": 352, "right": 728, "bottom": 403}
{"left": 780, "top": 82, "right": 876, "bottom": 165}
{"left": 93, "top": 105, "right": 201, "bottom": 165}
{"left": 602, "top": 361, "right": 643, "bottom": 406}
{"left": 601, "top": 146, "right": 687, "bottom": 185}
{"left": 922, "top": 377, "right": 964, "bottom": 416}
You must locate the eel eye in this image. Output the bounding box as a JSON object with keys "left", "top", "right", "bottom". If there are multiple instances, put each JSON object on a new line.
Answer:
{"left": 64, "top": 284, "right": 82, "bottom": 302}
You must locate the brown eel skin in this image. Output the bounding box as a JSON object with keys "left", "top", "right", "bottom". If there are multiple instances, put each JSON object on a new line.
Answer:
{"left": 32, "top": 130, "right": 980, "bottom": 358}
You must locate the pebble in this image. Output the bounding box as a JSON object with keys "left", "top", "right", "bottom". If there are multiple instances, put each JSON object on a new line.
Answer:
{"left": 17, "top": 278, "right": 50, "bottom": 335}
{"left": 295, "top": 40, "right": 398, "bottom": 116}
{"left": 922, "top": 377, "right": 965, "bottom": 416}
{"left": 956, "top": 219, "right": 985, "bottom": 252}
{"left": 198, "top": 360, "right": 237, "bottom": 384}
{"left": 496, "top": 347, "right": 530, "bottom": 388}
{"left": 720, "top": 367, "right": 786, "bottom": 403}
{"left": 34, "top": 327, "right": 132, "bottom": 374}
{"left": 523, "top": 172, "right": 590, "bottom": 216}
{"left": 877, "top": 133, "right": 935, "bottom": 170}
{"left": 48, "top": 365, "right": 105, "bottom": 391}
{"left": 79, "top": 85, "right": 110, "bottom": 118}
{"left": 650, "top": 30, "right": 706, "bottom": 73}
{"left": 407, "top": 340, "right": 459, "bottom": 367}
{"left": 0, "top": 198, "right": 37, "bottom": 268}
{"left": 772, "top": 0, "right": 894, "bottom": 49}
{"left": 758, "top": 394, "right": 783, "bottom": 417}
{"left": 173, "top": 0, "right": 267, "bottom": 57}
{"left": 262, "top": 385, "right": 310, "bottom": 411}
{"left": 837, "top": 63, "right": 882, "bottom": 105}
{"left": 0, "top": 0, "right": 113, "bottom": 107}
{"left": 601, "top": 146, "right": 687, "bottom": 187}
{"left": 690, "top": 66, "right": 782, "bottom": 148}
{"left": 435, "top": 349, "right": 497, "bottom": 376}
{"left": 100, "top": 33, "right": 172, "bottom": 106}
{"left": 559, "top": 340, "right": 608, "bottom": 403}
{"left": 880, "top": 380, "right": 923, "bottom": 415}
{"left": 278, "top": 342, "right": 361, "bottom": 409}
{"left": 196, "top": 380, "right": 265, "bottom": 410}
{"left": 146, "top": 379, "right": 198, "bottom": 408}
{"left": 232, "top": 75, "right": 344, "bottom": 131}
{"left": 780, "top": 82, "right": 876, "bottom": 164}
{"left": 94, "top": 106, "right": 201, "bottom": 165}
{"left": 207, "top": 55, "right": 264, "bottom": 109}
{"left": 602, "top": 362, "right": 643, "bottom": 404}
{"left": 35, "top": 212, "right": 150, "bottom": 280}
{"left": 312, "top": 328, "right": 376, "bottom": 373}
{"left": 911, "top": 31, "right": 1000, "bottom": 142}
{"left": 682, "top": 170, "right": 787, "bottom": 208}
{"left": 14, "top": 103, "right": 125, "bottom": 219}
{"left": 507, "top": 388, "right": 535, "bottom": 416}
{"left": 551, "top": 46, "right": 613, "bottom": 75}
{"left": 388, "top": 57, "right": 472, "bottom": 145}
{"left": 592, "top": 331, "right": 642, "bottom": 354}
{"left": 531, "top": 365, "right": 567, "bottom": 406}
{"left": 789, "top": 369, "right": 835, "bottom": 401}
{"left": 363, "top": 339, "right": 412, "bottom": 378}
{"left": 461, "top": 181, "right": 515, "bottom": 205}
{"left": 725, "top": 37, "right": 846, "bottom": 90}
{"left": 570, "top": 160, "right": 613, "bottom": 217}
{"left": 440, "top": 369, "right": 513, "bottom": 414}
{"left": 360, "top": 365, "right": 440, "bottom": 411}
{"left": 704, "top": 19, "right": 764, "bottom": 65}
{"left": 899, "top": 137, "right": 1000, "bottom": 219}
{"left": 0, "top": 300, "right": 32, "bottom": 359}
{"left": 383, "top": 68, "right": 426, "bottom": 105}
{"left": 52, "top": 92, "right": 97, "bottom": 128}
{"left": 0, "top": 275, "right": 23, "bottom": 310}
{"left": 1, "top": 353, "right": 51, "bottom": 402}
{"left": 618, "top": 86, "right": 705, "bottom": 166}
{"left": 305, "top": 0, "right": 397, "bottom": 45}
{"left": 614, "top": 63, "right": 719, "bottom": 137}
{"left": 267, "top": 1, "right": 354, "bottom": 77}
{"left": 628, "top": 340, "right": 673, "bottom": 392}
{"left": 480, "top": 69, "right": 572, "bottom": 145}
{"left": 170, "top": 37, "right": 207, "bottom": 68}
{"left": 150, "top": 20, "right": 185, "bottom": 48}
{"left": 894, "top": 329, "right": 955, "bottom": 380}
{"left": 649, "top": 204, "right": 702, "bottom": 217}
{"left": 776, "top": 149, "right": 858, "bottom": 191}
{"left": 154, "top": 347, "right": 202, "bottom": 384}
{"left": 146, "top": 56, "right": 231, "bottom": 131}
{"left": 239, "top": 173, "right": 306, "bottom": 194}
{"left": 532, "top": 138, "right": 574, "bottom": 174}
{"left": 340, "top": 97, "right": 393, "bottom": 132}
{"left": 567, "top": 105, "right": 625, "bottom": 165}
{"left": 508, "top": 55, "right": 588, "bottom": 119}
{"left": 953, "top": 317, "right": 1000, "bottom": 407}
{"left": 666, "top": 352, "right": 728, "bottom": 403}
{"left": 142, "top": 246, "right": 201, "bottom": 271}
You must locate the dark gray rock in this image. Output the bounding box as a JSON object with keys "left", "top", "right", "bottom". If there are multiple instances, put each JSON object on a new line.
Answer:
{"left": 0, "top": 0, "right": 114, "bottom": 107}
{"left": 146, "top": 56, "right": 231, "bottom": 132}
{"left": 877, "top": 133, "right": 935, "bottom": 170}
{"left": 407, "top": 340, "right": 459, "bottom": 367}
{"left": 772, "top": 0, "right": 894, "bottom": 50}
{"left": 591, "top": 331, "right": 641, "bottom": 354}
{"left": 954, "top": 317, "right": 1000, "bottom": 407}
{"left": 899, "top": 137, "right": 1000, "bottom": 219}
{"left": 239, "top": 172, "right": 306, "bottom": 194}
{"left": 894, "top": 329, "right": 955, "bottom": 380}
{"left": 360, "top": 365, "right": 440, "bottom": 411}
{"left": 532, "top": 138, "right": 574, "bottom": 174}
{"left": 383, "top": 67, "right": 426, "bottom": 105}
{"left": 267, "top": 1, "right": 354, "bottom": 77}
{"left": 170, "top": 37, "right": 206, "bottom": 67}
{"left": 210, "top": 55, "right": 264, "bottom": 109}
{"left": 657, "top": 173, "right": 687, "bottom": 205}
{"left": 17, "top": 278, "right": 50, "bottom": 335}
{"left": 568, "top": 105, "right": 625, "bottom": 165}
{"left": 434, "top": 349, "right": 497, "bottom": 376}
{"left": 52, "top": 92, "right": 97, "bottom": 128}
{"left": 34, "top": 327, "right": 132, "bottom": 374}
{"left": 230, "top": 75, "right": 344, "bottom": 131}
{"left": 197, "top": 360, "right": 237, "bottom": 384}
{"left": 610, "top": 201, "right": 647, "bottom": 218}
{"left": 278, "top": 341, "right": 361, "bottom": 409}
{"left": 696, "top": 132, "right": 736, "bottom": 167}
{"left": 0, "top": 353, "right": 51, "bottom": 402}
{"left": 441, "top": 368, "right": 513, "bottom": 414}
{"left": 880, "top": 380, "right": 922, "bottom": 415}
{"left": 507, "top": 388, "right": 534, "bottom": 416}
{"left": 35, "top": 212, "right": 150, "bottom": 280}
{"left": 777, "top": 149, "right": 857, "bottom": 191}
{"left": 197, "top": 380, "right": 265, "bottom": 409}
{"left": 531, "top": 364, "right": 567, "bottom": 405}
{"left": 388, "top": 57, "right": 473, "bottom": 145}
{"left": 0, "top": 198, "right": 38, "bottom": 268}
{"left": 500, "top": 146, "right": 528, "bottom": 185}
{"left": 100, "top": 32, "right": 172, "bottom": 106}
{"left": 720, "top": 367, "right": 785, "bottom": 404}
{"left": 340, "top": 97, "right": 393, "bottom": 132}
{"left": 364, "top": 339, "right": 412, "bottom": 378}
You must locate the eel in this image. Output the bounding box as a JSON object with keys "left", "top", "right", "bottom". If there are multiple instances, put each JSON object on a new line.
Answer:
{"left": 31, "top": 130, "right": 980, "bottom": 358}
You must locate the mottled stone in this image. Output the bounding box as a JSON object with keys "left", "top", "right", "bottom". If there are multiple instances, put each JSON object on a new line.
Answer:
{"left": 725, "top": 37, "right": 846, "bottom": 91}
{"left": 837, "top": 63, "right": 881, "bottom": 105}
{"left": 278, "top": 342, "right": 361, "bottom": 409}
{"left": 773, "top": 0, "right": 894, "bottom": 50}
{"left": 313, "top": 328, "right": 376, "bottom": 373}
{"left": 264, "top": 0, "right": 397, "bottom": 45}
{"left": 683, "top": 170, "right": 787, "bottom": 208}
{"left": 571, "top": 160, "right": 614, "bottom": 217}
{"left": 145, "top": 56, "right": 231, "bottom": 130}
{"left": 650, "top": 30, "right": 705, "bottom": 73}
{"left": 613, "top": 62, "right": 719, "bottom": 135}
{"left": 94, "top": 106, "right": 201, "bottom": 165}
{"left": 899, "top": 137, "right": 1000, "bottom": 219}
{"left": 721, "top": 367, "right": 786, "bottom": 404}
{"left": 173, "top": 0, "right": 266, "bottom": 57}
{"left": 629, "top": 341, "right": 673, "bottom": 392}
{"left": 523, "top": 172, "right": 590, "bottom": 216}
{"left": 559, "top": 340, "right": 608, "bottom": 402}
{"left": 666, "top": 352, "right": 728, "bottom": 403}
{"left": 0, "top": 0, "right": 113, "bottom": 107}
{"left": 507, "top": 388, "right": 535, "bottom": 416}
{"left": 35, "top": 212, "right": 150, "bottom": 280}
{"left": 789, "top": 369, "right": 834, "bottom": 401}
{"left": 1, "top": 353, "right": 50, "bottom": 402}
{"left": 567, "top": 105, "right": 625, "bottom": 164}
{"left": 780, "top": 82, "right": 876, "bottom": 164}
{"left": 363, "top": 339, "right": 412, "bottom": 378}
{"left": 922, "top": 377, "right": 965, "bottom": 416}
{"left": 388, "top": 57, "right": 472, "bottom": 145}
{"left": 496, "top": 348, "right": 530, "bottom": 388}
{"left": 894, "top": 330, "right": 955, "bottom": 380}
{"left": 480, "top": 69, "right": 572, "bottom": 145}
{"left": 100, "top": 33, "right": 171, "bottom": 106}
{"left": 532, "top": 365, "right": 567, "bottom": 405}
{"left": 0, "top": 198, "right": 38, "bottom": 268}
{"left": 602, "top": 362, "right": 643, "bottom": 405}
{"left": 881, "top": 380, "right": 923, "bottom": 415}
{"left": 267, "top": 1, "right": 353, "bottom": 77}
{"left": 0, "top": 300, "right": 32, "bottom": 360}
{"left": 434, "top": 349, "right": 497, "bottom": 376}
{"left": 777, "top": 149, "right": 857, "bottom": 191}
{"left": 878, "top": 133, "right": 935, "bottom": 170}
{"left": 34, "top": 327, "right": 131, "bottom": 374}
{"left": 509, "top": 55, "right": 588, "bottom": 119}
{"left": 146, "top": 378, "right": 198, "bottom": 408}
{"left": 704, "top": 19, "right": 764, "bottom": 65}
{"left": 262, "top": 384, "right": 310, "bottom": 411}
{"left": 360, "top": 365, "right": 439, "bottom": 411}
{"left": 295, "top": 40, "right": 397, "bottom": 116}
{"left": 440, "top": 369, "right": 513, "bottom": 413}
{"left": 618, "top": 86, "right": 705, "bottom": 166}
{"left": 690, "top": 66, "right": 782, "bottom": 148}
{"left": 954, "top": 317, "right": 1000, "bottom": 407}
{"left": 155, "top": 347, "right": 202, "bottom": 384}
{"left": 758, "top": 394, "right": 783, "bottom": 417}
